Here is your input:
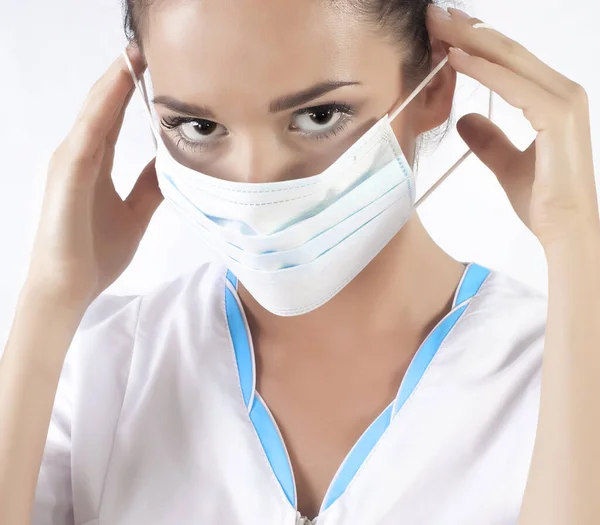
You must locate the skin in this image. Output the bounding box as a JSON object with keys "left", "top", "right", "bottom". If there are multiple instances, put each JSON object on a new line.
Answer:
{"left": 142, "top": 0, "right": 461, "bottom": 515}
{"left": 433, "top": 9, "right": 600, "bottom": 525}
{"left": 0, "top": 1, "right": 599, "bottom": 524}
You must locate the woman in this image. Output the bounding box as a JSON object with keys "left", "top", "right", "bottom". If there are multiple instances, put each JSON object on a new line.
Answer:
{"left": 1, "top": 0, "right": 599, "bottom": 524}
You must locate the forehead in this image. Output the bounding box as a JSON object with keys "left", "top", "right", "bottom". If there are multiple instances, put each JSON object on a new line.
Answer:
{"left": 143, "top": 0, "right": 401, "bottom": 106}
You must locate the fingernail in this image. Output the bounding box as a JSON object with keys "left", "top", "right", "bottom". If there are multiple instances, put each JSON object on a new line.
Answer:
{"left": 430, "top": 5, "right": 452, "bottom": 20}
{"left": 450, "top": 47, "right": 470, "bottom": 58}
{"left": 472, "top": 22, "right": 496, "bottom": 31}
{"left": 448, "top": 7, "right": 472, "bottom": 20}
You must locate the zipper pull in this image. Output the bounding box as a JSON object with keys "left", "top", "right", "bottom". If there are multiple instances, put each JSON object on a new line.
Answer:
{"left": 295, "top": 511, "right": 316, "bottom": 525}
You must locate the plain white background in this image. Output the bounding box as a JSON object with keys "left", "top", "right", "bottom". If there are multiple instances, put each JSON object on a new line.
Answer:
{"left": 1, "top": 0, "right": 599, "bottom": 348}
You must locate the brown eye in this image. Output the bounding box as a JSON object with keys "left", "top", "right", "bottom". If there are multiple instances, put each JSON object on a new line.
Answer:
{"left": 160, "top": 115, "right": 229, "bottom": 152}
{"left": 290, "top": 103, "right": 355, "bottom": 137}
{"left": 291, "top": 107, "right": 343, "bottom": 133}
{"left": 309, "top": 108, "right": 335, "bottom": 125}
{"left": 181, "top": 119, "right": 219, "bottom": 139}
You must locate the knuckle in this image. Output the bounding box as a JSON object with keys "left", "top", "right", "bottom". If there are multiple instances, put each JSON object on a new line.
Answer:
{"left": 565, "top": 81, "right": 589, "bottom": 106}
{"left": 79, "top": 116, "right": 102, "bottom": 138}
{"left": 75, "top": 113, "right": 104, "bottom": 144}
{"left": 498, "top": 37, "right": 522, "bottom": 60}
{"left": 83, "top": 75, "right": 109, "bottom": 111}
{"left": 62, "top": 133, "right": 93, "bottom": 165}
{"left": 89, "top": 73, "right": 106, "bottom": 95}
{"left": 47, "top": 146, "right": 74, "bottom": 183}
{"left": 117, "top": 64, "right": 133, "bottom": 85}
{"left": 51, "top": 138, "right": 77, "bottom": 164}
{"left": 84, "top": 83, "right": 101, "bottom": 108}
{"left": 551, "top": 100, "right": 582, "bottom": 129}
{"left": 553, "top": 100, "right": 572, "bottom": 119}
{"left": 48, "top": 148, "right": 64, "bottom": 174}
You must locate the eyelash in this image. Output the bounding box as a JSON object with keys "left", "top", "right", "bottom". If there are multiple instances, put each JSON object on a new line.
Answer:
{"left": 159, "top": 102, "right": 356, "bottom": 153}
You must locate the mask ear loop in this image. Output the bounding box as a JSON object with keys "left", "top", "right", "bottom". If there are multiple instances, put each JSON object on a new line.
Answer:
{"left": 387, "top": 21, "right": 495, "bottom": 210}
{"left": 389, "top": 55, "right": 451, "bottom": 123}
{"left": 414, "top": 85, "right": 493, "bottom": 209}
{"left": 122, "top": 49, "right": 162, "bottom": 150}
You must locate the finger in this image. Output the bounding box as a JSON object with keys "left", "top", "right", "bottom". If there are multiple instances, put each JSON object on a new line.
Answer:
{"left": 448, "top": 47, "right": 561, "bottom": 132}
{"left": 457, "top": 113, "right": 535, "bottom": 187}
{"left": 106, "top": 79, "right": 137, "bottom": 146}
{"left": 457, "top": 113, "right": 536, "bottom": 224}
{"left": 427, "top": 6, "right": 576, "bottom": 100}
{"left": 125, "top": 158, "right": 164, "bottom": 232}
{"left": 66, "top": 46, "right": 146, "bottom": 160}
{"left": 457, "top": 113, "right": 520, "bottom": 174}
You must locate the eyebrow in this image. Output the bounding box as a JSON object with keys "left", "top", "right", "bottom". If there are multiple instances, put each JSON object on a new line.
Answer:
{"left": 268, "top": 80, "right": 361, "bottom": 113}
{"left": 152, "top": 80, "right": 361, "bottom": 120}
{"left": 152, "top": 96, "right": 217, "bottom": 120}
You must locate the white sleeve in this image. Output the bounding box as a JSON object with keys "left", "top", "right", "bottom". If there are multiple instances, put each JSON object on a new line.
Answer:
{"left": 31, "top": 292, "right": 141, "bottom": 525}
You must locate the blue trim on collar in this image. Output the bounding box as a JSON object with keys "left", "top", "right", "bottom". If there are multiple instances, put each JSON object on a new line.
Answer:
{"left": 391, "top": 303, "right": 468, "bottom": 418}
{"left": 225, "top": 286, "right": 253, "bottom": 409}
{"left": 322, "top": 265, "right": 490, "bottom": 511}
{"left": 225, "top": 276, "right": 295, "bottom": 507}
{"left": 321, "top": 403, "right": 394, "bottom": 510}
{"left": 392, "top": 263, "right": 490, "bottom": 418}
{"left": 454, "top": 263, "right": 489, "bottom": 307}
{"left": 226, "top": 269, "right": 238, "bottom": 289}
{"left": 224, "top": 262, "right": 491, "bottom": 514}
{"left": 249, "top": 396, "right": 297, "bottom": 507}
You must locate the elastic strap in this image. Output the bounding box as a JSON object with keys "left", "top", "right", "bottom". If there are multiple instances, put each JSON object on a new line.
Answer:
{"left": 122, "top": 49, "right": 161, "bottom": 149}
{"left": 406, "top": 23, "right": 496, "bottom": 210}
{"left": 389, "top": 55, "right": 451, "bottom": 122}
{"left": 414, "top": 86, "right": 493, "bottom": 209}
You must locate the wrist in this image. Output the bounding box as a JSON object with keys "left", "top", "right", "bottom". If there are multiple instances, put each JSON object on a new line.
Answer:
{"left": 543, "top": 224, "right": 600, "bottom": 288}
{"left": 4, "top": 285, "right": 89, "bottom": 373}
{"left": 541, "top": 218, "right": 600, "bottom": 259}
{"left": 20, "top": 276, "right": 94, "bottom": 318}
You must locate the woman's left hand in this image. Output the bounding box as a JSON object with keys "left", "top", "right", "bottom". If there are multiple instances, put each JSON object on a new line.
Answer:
{"left": 427, "top": 5, "right": 600, "bottom": 249}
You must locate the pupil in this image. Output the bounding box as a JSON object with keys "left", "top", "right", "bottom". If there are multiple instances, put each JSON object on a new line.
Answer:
{"left": 194, "top": 120, "right": 217, "bottom": 136}
{"left": 310, "top": 109, "right": 333, "bottom": 125}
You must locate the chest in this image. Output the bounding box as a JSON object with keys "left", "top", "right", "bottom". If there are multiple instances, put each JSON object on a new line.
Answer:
{"left": 68, "top": 265, "right": 543, "bottom": 524}
{"left": 255, "top": 339, "right": 416, "bottom": 519}
{"left": 72, "top": 357, "right": 539, "bottom": 525}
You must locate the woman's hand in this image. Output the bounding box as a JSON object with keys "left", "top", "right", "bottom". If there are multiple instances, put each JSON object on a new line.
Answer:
{"left": 428, "top": 9, "right": 600, "bottom": 525}
{"left": 26, "top": 46, "right": 163, "bottom": 311}
{"left": 427, "top": 6, "right": 600, "bottom": 249}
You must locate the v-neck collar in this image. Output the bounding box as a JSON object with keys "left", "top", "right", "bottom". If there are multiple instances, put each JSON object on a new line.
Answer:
{"left": 223, "top": 261, "right": 491, "bottom": 520}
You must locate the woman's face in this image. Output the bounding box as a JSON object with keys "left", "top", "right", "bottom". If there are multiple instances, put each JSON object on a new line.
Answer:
{"left": 142, "top": 0, "right": 451, "bottom": 182}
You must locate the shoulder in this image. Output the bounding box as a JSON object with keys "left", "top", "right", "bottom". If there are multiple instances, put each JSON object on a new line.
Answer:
{"left": 477, "top": 264, "right": 547, "bottom": 303}
{"left": 470, "top": 265, "right": 548, "bottom": 335}
{"left": 62, "top": 261, "right": 228, "bottom": 396}
{"left": 444, "top": 264, "right": 547, "bottom": 383}
{"left": 76, "top": 261, "right": 226, "bottom": 339}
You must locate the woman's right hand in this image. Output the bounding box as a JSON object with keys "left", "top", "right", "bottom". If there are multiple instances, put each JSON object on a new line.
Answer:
{"left": 26, "top": 45, "right": 163, "bottom": 311}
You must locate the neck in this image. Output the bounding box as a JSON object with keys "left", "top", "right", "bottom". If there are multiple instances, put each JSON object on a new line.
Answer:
{"left": 238, "top": 215, "right": 467, "bottom": 349}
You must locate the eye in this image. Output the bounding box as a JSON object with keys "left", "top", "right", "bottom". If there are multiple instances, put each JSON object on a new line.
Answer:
{"left": 160, "top": 116, "right": 228, "bottom": 152}
{"left": 290, "top": 103, "right": 355, "bottom": 136}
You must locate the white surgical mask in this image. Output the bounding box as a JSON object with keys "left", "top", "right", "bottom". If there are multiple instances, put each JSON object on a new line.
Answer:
{"left": 123, "top": 36, "right": 492, "bottom": 317}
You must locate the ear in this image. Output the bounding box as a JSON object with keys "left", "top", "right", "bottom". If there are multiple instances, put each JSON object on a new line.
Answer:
{"left": 412, "top": 38, "right": 456, "bottom": 135}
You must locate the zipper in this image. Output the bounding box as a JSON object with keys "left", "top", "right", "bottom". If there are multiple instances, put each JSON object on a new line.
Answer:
{"left": 295, "top": 511, "right": 317, "bottom": 525}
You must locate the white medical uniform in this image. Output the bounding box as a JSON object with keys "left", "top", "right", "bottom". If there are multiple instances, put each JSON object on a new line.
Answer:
{"left": 32, "top": 260, "right": 547, "bottom": 525}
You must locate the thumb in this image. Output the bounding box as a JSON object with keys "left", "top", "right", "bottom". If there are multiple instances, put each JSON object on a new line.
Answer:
{"left": 125, "top": 157, "right": 164, "bottom": 232}
{"left": 457, "top": 113, "right": 535, "bottom": 222}
{"left": 456, "top": 113, "right": 524, "bottom": 176}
